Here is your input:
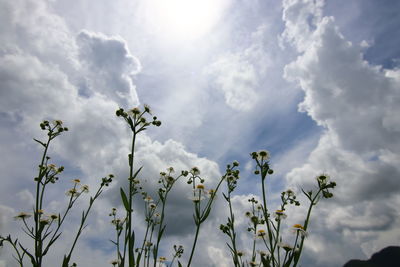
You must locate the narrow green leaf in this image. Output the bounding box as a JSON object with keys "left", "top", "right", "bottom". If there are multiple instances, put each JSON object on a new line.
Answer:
{"left": 120, "top": 188, "right": 130, "bottom": 212}
{"left": 62, "top": 255, "right": 70, "bottom": 267}
{"left": 132, "top": 166, "right": 143, "bottom": 179}
{"left": 19, "top": 244, "right": 36, "bottom": 265}
{"left": 261, "top": 255, "right": 271, "bottom": 267}
{"left": 33, "top": 138, "right": 46, "bottom": 147}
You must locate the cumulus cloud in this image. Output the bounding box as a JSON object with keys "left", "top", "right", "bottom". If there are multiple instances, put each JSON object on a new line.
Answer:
{"left": 282, "top": 0, "right": 400, "bottom": 265}
{"left": 77, "top": 30, "right": 141, "bottom": 106}
{"left": 206, "top": 25, "right": 272, "bottom": 111}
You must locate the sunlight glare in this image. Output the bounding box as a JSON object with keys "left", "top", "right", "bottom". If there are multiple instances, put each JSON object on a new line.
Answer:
{"left": 143, "top": 0, "right": 229, "bottom": 41}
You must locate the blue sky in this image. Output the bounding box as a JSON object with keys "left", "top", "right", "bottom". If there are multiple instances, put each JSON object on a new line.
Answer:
{"left": 1, "top": 0, "right": 400, "bottom": 266}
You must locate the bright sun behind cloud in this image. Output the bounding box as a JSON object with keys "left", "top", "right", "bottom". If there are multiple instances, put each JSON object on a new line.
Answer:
{"left": 141, "top": 0, "right": 230, "bottom": 41}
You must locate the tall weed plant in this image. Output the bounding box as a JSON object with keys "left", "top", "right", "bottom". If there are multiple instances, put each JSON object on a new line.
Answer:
{"left": 1, "top": 105, "right": 336, "bottom": 267}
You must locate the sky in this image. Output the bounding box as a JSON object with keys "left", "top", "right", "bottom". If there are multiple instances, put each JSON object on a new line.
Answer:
{"left": 0, "top": 0, "right": 400, "bottom": 266}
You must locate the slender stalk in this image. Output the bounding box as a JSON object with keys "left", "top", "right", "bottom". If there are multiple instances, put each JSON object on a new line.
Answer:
{"left": 260, "top": 175, "right": 276, "bottom": 267}
{"left": 34, "top": 136, "right": 51, "bottom": 267}
{"left": 128, "top": 131, "right": 137, "bottom": 266}
{"left": 187, "top": 223, "right": 201, "bottom": 267}
{"left": 64, "top": 186, "right": 103, "bottom": 264}
{"left": 227, "top": 192, "right": 240, "bottom": 267}
{"left": 292, "top": 189, "right": 321, "bottom": 267}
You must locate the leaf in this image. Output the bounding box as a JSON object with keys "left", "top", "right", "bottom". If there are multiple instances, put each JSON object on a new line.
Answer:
{"left": 42, "top": 232, "right": 62, "bottom": 256}
{"left": 62, "top": 255, "right": 70, "bottom": 267}
{"left": 226, "top": 243, "right": 234, "bottom": 253}
{"left": 159, "top": 225, "right": 166, "bottom": 239}
{"left": 301, "top": 188, "right": 312, "bottom": 201}
{"left": 33, "top": 138, "right": 46, "bottom": 147}
{"left": 19, "top": 244, "right": 36, "bottom": 265}
{"left": 120, "top": 188, "right": 131, "bottom": 212}
{"left": 132, "top": 166, "right": 143, "bottom": 179}
{"left": 261, "top": 255, "right": 271, "bottom": 267}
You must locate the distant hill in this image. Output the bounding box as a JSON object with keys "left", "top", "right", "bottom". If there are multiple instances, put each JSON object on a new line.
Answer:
{"left": 343, "top": 246, "right": 400, "bottom": 267}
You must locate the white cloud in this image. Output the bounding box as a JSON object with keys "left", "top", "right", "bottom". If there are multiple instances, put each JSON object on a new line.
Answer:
{"left": 206, "top": 25, "right": 272, "bottom": 111}
{"left": 77, "top": 30, "right": 141, "bottom": 107}
{"left": 282, "top": 0, "right": 400, "bottom": 265}
{"left": 281, "top": 0, "right": 324, "bottom": 52}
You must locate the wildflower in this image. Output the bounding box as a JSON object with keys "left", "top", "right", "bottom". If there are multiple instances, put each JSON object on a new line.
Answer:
{"left": 232, "top": 160, "right": 239, "bottom": 167}
{"left": 250, "top": 216, "right": 259, "bottom": 224}
{"left": 37, "top": 209, "right": 44, "bottom": 215}
{"left": 227, "top": 175, "right": 237, "bottom": 183}
{"left": 292, "top": 224, "right": 308, "bottom": 237}
{"left": 145, "top": 241, "right": 153, "bottom": 247}
{"left": 257, "top": 250, "right": 269, "bottom": 257}
{"left": 48, "top": 164, "right": 57, "bottom": 171}
{"left": 208, "top": 189, "right": 216, "bottom": 197}
{"left": 167, "top": 166, "right": 175, "bottom": 173}
{"left": 81, "top": 185, "right": 89, "bottom": 193}
{"left": 66, "top": 188, "right": 80, "bottom": 197}
{"left": 245, "top": 211, "right": 252, "bottom": 217}
{"left": 249, "top": 261, "right": 258, "bottom": 266}
{"left": 40, "top": 218, "right": 50, "bottom": 225}
{"left": 110, "top": 259, "right": 120, "bottom": 266}
{"left": 190, "top": 167, "right": 200, "bottom": 175}
{"left": 14, "top": 212, "right": 32, "bottom": 220}
{"left": 256, "top": 229, "right": 267, "bottom": 238}
{"left": 236, "top": 250, "right": 245, "bottom": 257}
{"left": 158, "top": 256, "right": 167, "bottom": 262}
{"left": 196, "top": 184, "right": 205, "bottom": 190}
{"left": 140, "top": 117, "right": 147, "bottom": 124}
{"left": 274, "top": 210, "right": 287, "bottom": 220}
{"left": 257, "top": 150, "right": 270, "bottom": 161}
{"left": 144, "top": 104, "right": 152, "bottom": 113}
{"left": 278, "top": 242, "right": 293, "bottom": 252}
{"left": 190, "top": 191, "right": 207, "bottom": 202}
{"left": 73, "top": 179, "right": 81, "bottom": 184}
{"left": 54, "top": 120, "right": 63, "bottom": 126}
{"left": 127, "top": 107, "right": 141, "bottom": 116}
{"left": 110, "top": 208, "right": 117, "bottom": 216}
{"left": 144, "top": 196, "right": 153, "bottom": 202}
{"left": 316, "top": 173, "right": 330, "bottom": 184}
{"left": 256, "top": 204, "right": 263, "bottom": 210}
{"left": 286, "top": 189, "right": 295, "bottom": 196}
{"left": 149, "top": 203, "right": 157, "bottom": 209}
{"left": 166, "top": 176, "right": 175, "bottom": 183}
{"left": 111, "top": 218, "right": 122, "bottom": 226}
{"left": 50, "top": 214, "right": 59, "bottom": 220}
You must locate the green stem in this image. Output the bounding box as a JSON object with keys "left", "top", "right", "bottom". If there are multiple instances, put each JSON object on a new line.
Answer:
{"left": 64, "top": 186, "right": 103, "bottom": 263}
{"left": 34, "top": 136, "right": 52, "bottom": 267}
{"left": 227, "top": 193, "right": 240, "bottom": 267}
{"left": 260, "top": 174, "right": 275, "bottom": 267}
{"left": 153, "top": 198, "right": 167, "bottom": 267}
{"left": 292, "top": 189, "right": 321, "bottom": 267}
{"left": 187, "top": 223, "right": 201, "bottom": 267}
{"left": 125, "top": 130, "right": 137, "bottom": 267}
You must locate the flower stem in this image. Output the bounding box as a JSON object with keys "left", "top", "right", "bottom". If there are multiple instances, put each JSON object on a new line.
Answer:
{"left": 187, "top": 223, "right": 201, "bottom": 267}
